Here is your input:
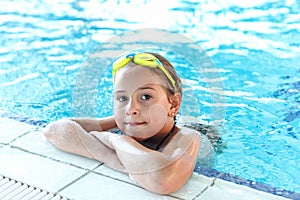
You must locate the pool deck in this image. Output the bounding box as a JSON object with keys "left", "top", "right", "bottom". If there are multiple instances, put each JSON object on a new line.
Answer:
{"left": 0, "top": 117, "right": 294, "bottom": 200}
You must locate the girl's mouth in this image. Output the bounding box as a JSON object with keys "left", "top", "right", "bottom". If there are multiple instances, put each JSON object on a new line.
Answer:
{"left": 126, "top": 122, "right": 146, "bottom": 126}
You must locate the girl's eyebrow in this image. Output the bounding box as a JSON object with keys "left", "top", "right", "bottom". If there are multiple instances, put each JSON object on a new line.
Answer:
{"left": 138, "top": 86, "right": 157, "bottom": 91}
{"left": 114, "top": 90, "right": 126, "bottom": 94}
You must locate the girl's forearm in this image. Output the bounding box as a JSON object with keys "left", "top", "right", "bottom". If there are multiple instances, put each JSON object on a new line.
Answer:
{"left": 92, "top": 132, "right": 168, "bottom": 172}
{"left": 112, "top": 134, "right": 197, "bottom": 171}
{"left": 107, "top": 134, "right": 200, "bottom": 194}
{"left": 44, "top": 119, "right": 125, "bottom": 172}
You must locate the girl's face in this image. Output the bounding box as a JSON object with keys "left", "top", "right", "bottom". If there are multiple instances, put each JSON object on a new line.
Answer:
{"left": 113, "top": 65, "right": 173, "bottom": 141}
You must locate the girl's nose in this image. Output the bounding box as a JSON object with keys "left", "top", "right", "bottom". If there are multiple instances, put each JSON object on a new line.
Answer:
{"left": 126, "top": 99, "right": 140, "bottom": 116}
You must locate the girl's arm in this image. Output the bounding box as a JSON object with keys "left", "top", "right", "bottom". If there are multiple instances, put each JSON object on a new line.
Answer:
{"left": 43, "top": 119, "right": 125, "bottom": 172}
{"left": 44, "top": 119, "right": 200, "bottom": 194}
{"left": 71, "top": 116, "right": 117, "bottom": 132}
{"left": 92, "top": 129, "right": 201, "bottom": 194}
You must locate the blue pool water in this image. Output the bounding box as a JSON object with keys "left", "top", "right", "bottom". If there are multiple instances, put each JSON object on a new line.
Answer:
{"left": 1, "top": 0, "right": 300, "bottom": 196}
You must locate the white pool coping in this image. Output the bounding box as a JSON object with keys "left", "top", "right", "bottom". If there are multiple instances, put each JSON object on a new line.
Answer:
{"left": 0, "top": 117, "right": 292, "bottom": 200}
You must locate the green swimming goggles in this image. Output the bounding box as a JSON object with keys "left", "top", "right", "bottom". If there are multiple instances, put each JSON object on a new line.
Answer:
{"left": 112, "top": 53, "right": 178, "bottom": 93}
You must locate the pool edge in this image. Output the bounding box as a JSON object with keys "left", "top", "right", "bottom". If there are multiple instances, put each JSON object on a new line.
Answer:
{"left": 2, "top": 115, "right": 300, "bottom": 200}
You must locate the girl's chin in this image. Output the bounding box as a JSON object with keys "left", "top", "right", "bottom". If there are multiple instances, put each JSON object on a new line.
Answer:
{"left": 122, "top": 126, "right": 161, "bottom": 141}
{"left": 128, "top": 135, "right": 149, "bottom": 141}
{"left": 132, "top": 137, "right": 146, "bottom": 141}
{"left": 123, "top": 132, "right": 153, "bottom": 141}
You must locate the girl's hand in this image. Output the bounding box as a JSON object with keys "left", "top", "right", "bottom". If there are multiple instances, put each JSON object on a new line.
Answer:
{"left": 91, "top": 131, "right": 121, "bottom": 150}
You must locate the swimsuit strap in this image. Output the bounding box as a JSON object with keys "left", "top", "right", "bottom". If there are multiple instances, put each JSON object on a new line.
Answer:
{"left": 155, "top": 122, "right": 176, "bottom": 151}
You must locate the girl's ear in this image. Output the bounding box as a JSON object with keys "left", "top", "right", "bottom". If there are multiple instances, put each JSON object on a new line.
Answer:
{"left": 169, "top": 93, "right": 182, "bottom": 116}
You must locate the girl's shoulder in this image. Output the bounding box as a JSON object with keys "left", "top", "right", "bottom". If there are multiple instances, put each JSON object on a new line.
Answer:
{"left": 164, "top": 126, "right": 201, "bottom": 152}
{"left": 177, "top": 125, "right": 216, "bottom": 167}
{"left": 178, "top": 125, "right": 198, "bottom": 132}
{"left": 176, "top": 126, "right": 200, "bottom": 137}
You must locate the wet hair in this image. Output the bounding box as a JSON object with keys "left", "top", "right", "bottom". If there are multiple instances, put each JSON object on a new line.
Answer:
{"left": 146, "top": 52, "right": 182, "bottom": 96}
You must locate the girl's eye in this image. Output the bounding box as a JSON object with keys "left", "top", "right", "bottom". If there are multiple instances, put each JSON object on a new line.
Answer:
{"left": 141, "top": 94, "right": 152, "bottom": 101}
{"left": 117, "top": 96, "right": 128, "bottom": 102}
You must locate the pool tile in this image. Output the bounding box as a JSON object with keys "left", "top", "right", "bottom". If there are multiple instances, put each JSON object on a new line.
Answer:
{"left": 94, "top": 165, "right": 214, "bottom": 199}
{"left": 172, "top": 173, "right": 215, "bottom": 199}
{"left": 0, "top": 146, "right": 88, "bottom": 193}
{"left": 94, "top": 165, "right": 134, "bottom": 184}
{"left": 11, "top": 128, "right": 100, "bottom": 170}
{"left": 197, "top": 178, "right": 289, "bottom": 200}
{"left": 59, "top": 172, "right": 178, "bottom": 200}
{"left": 0, "top": 118, "right": 36, "bottom": 144}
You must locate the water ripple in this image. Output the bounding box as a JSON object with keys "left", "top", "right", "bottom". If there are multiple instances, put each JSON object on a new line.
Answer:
{"left": 0, "top": 73, "right": 39, "bottom": 87}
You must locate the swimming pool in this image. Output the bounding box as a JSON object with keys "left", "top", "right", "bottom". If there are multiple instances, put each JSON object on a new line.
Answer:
{"left": 1, "top": 0, "right": 299, "bottom": 197}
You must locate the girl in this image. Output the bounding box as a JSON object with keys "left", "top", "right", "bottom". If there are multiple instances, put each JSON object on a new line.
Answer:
{"left": 44, "top": 52, "right": 215, "bottom": 194}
